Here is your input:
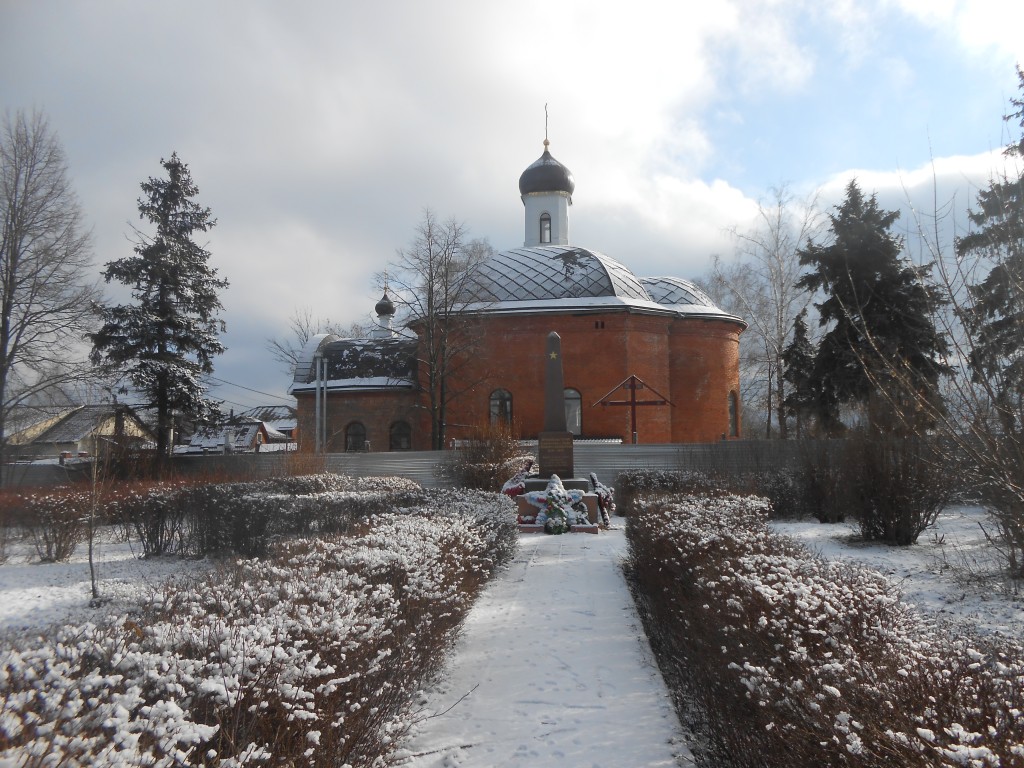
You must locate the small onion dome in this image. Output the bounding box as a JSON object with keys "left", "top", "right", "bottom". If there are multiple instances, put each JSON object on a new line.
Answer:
{"left": 374, "top": 290, "right": 396, "bottom": 317}
{"left": 519, "top": 143, "right": 575, "bottom": 196}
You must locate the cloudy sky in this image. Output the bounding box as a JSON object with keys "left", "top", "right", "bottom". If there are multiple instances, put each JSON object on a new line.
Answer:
{"left": 2, "top": 0, "right": 1022, "bottom": 411}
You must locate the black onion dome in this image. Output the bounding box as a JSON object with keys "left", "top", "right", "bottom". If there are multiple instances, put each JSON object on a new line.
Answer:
{"left": 374, "top": 291, "right": 395, "bottom": 317}
{"left": 518, "top": 147, "right": 575, "bottom": 196}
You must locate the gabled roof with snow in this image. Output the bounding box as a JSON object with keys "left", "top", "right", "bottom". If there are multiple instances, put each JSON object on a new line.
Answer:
{"left": 240, "top": 405, "right": 295, "bottom": 423}
{"left": 239, "top": 405, "right": 297, "bottom": 434}
{"left": 8, "top": 405, "right": 153, "bottom": 446}
{"left": 179, "top": 422, "right": 265, "bottom": 453}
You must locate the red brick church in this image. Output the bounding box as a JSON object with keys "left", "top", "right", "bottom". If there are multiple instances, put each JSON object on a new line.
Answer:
{"left": 290, "top": 140, "right": 745, "bottom": 451}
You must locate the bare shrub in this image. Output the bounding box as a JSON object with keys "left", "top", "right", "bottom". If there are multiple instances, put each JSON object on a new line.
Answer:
{"left": 282, "top": 448, "right": 327, "bottom": 477}
{"left": 444, "top": 421, "right": 529, "bottom": 490}
{"left": 258, "top": 471, "right": 355, "bottom": 495}
{"left": 91, "top": 470, "right": 445, "bottom": 563}
{"left": 733, "top": 469, "right": 802, "bottom": 518}
{"left": 846, "top": 435, "right": 956, "bottom": 545}
{"left": 795, "top": 440, "right": 849, "bottom": 522}
{"left": 975, "top": 468, "right": 1024, "bottom": 579}
{"left": 175, "top": 482, "right": 273, "bottom": 557}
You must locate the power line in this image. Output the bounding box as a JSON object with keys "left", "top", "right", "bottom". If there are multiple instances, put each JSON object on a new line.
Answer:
{"left": 217, "top": 396, "right": 264, "bottom": 412}
{"left": 207, "top": 376, "right": 294, "bottom": 404}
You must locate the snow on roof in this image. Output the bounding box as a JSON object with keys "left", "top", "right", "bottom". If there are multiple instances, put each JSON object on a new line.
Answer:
{"left": 239, "top": 405, "right": 297, "bottom": 432}
{"left": 287, "top": 247, "right": 742, "bottom": 396}
{"left": 460, "top": 293, "right": 740, "bottom": 321}
{"left": 290, "top": 336, "right": 418, "bottom": 394}
{"left": 8, "top": 405, "right": 151, "bottom": 446}
{"left": 290, "top": 376, "right": 415, "bottom": 394}
{"left": 181, "top": 423, "right": 264, "bottom": 453}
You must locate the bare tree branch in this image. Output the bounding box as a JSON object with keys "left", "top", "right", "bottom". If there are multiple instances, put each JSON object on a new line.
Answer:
{"left": 1, "top": 109, "right": 104, "bottom": 483}
{"left": 385, "top": 209, "right": 493, "bottom": 449}
{"left": 709, "top": 184, "right": 824, "bottom": 438}
{"left": 266, "top": 308, "right": 367, "bottom": 376}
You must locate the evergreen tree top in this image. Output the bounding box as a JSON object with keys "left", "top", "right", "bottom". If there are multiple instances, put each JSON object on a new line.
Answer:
{"left": 137, "top": 152, "right": 216, "bottom": 240}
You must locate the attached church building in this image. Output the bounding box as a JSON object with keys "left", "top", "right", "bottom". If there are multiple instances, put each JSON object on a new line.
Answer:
{"left": 289, "top": 140, "right": 745, "bottom": 451}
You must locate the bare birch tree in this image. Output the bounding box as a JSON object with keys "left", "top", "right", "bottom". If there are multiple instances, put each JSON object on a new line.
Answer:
{"left": 0, "top": 110, "right": 102, "bottom": 483}
{"left": 711, "top": 185, "right": 824, "bottom": 437}
{"left": 385, "top": 210, "right": 492, "bottom": 450}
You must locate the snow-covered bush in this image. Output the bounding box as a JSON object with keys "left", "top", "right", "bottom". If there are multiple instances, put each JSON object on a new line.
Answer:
{"left": 619, "top": 468, "right": 807, "bottom": 520}
{"left": 256, "top": 472, "right": 358, "bottom": 495}
{"left": 615, "top": 470, "right": 721, "bottom": 515}
{"left": 108, "top": 474, "right": 430, "bottom": 558}
{"left": 627, "top": 491, "right": 1024, "bottom": 767}
{"left": 107, "top": 482, "right": 189, "bottom": 557}
{"left": 412, "top": 488, "right": 518, "bottom": 572}
{"left": 15, "top": 488, "right": 90, "bottom": 562}
{"left": 0, "top": 487, "right": 517, "bottom": 767}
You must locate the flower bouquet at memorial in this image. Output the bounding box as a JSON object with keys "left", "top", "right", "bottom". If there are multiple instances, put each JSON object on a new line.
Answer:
{"left": 524, "top": 475, "right": 588, "bottom": 534}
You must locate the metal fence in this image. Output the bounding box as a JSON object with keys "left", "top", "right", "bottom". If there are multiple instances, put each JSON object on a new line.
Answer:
{"left": 325, "top": 440, "right": 829, "bottom": 489}
{"left": 3, "top": 440, "right": 833, "bottom": 490}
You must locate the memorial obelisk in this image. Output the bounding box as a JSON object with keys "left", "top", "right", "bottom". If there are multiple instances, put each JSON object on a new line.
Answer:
{"left": 537, "top": 331, "right": 574, "bottom": 479}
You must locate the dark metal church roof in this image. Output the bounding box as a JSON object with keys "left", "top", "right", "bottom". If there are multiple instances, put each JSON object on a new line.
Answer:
{"left": 518, "top": 148, "right": 575, "bottom": 197}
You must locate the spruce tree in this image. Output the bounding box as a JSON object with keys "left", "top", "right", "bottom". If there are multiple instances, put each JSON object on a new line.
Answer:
{"left": 797, "top": 179, "right": 949, "bottom": 433}
{"left": 91, "top": 153, "right": 228, "bottom": 471}
{"left": 781, "top": 308, "right": 817, "bottom": 437}
{"left": 957, "top": 67, "right": 1024, "bottom": 431}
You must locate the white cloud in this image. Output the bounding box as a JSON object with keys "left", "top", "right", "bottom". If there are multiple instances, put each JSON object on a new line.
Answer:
{"left": 2, "top": 0, "right": 1018, "bottom": 402}
{"left": 893, "top": 0, "right": 1024, "bottom": 62}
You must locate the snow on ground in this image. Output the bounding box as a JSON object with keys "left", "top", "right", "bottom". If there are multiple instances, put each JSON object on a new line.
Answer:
{"left": 2, "top": 504, "right": 1023, "bottom": 765}
{"left": 772, "top": 504, "right": 1024, "bottom": 638}
{"left": 0, "top": 529, "right": 207, "bottom": 639}
{"left": 392, "top": 527, "right": 692, "bottom": 768}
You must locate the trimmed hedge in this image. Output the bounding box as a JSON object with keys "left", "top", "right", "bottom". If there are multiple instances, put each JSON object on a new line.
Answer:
{"left": 0, "top": 485, "right": 518, "bottom": 767}
{"left": 627, "top": 491, "right": 1024, "bottom": 767}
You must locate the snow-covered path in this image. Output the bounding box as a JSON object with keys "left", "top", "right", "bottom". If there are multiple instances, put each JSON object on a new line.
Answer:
{"left": 394, "top": 528, "right": 692, "bottom": 767}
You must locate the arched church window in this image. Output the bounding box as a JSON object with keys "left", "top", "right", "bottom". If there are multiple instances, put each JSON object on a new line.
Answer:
{"left": 345, "top": 421, "right": 367, "bottom": 452}
{"left": 540, "top": 213, "right": 552, "bottom": 244}
{"left": 389, "top": 421, "right": 412, "bottom": 451}
{"left": 490, "top": 389, "right": 513, "bottom": 424}
{"left": 728, "top": 391, "right": 739, "bottom": 438}
{"left": 564, "top": 388, "right": 582, "bottom": 436}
